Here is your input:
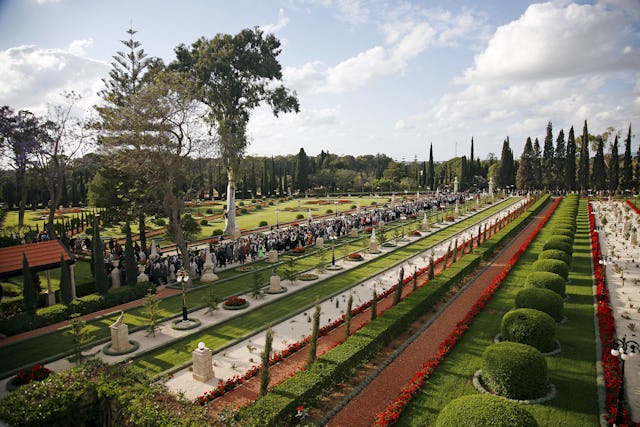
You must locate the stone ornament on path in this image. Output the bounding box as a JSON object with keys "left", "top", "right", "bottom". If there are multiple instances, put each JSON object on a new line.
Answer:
{"left": 192, "top": 342, "right": 215, "bottom": 382}
{"left": 137, "top": 264, "right": 149, "bottom": 283}
{"left": 268, "top": 249, "right": 278, "bottom": 263}
{"left": 109, "top": 311, "right": 132, "bottom": 353}
{"left": 111, "top": 264, "right": 121, "bottom": 289}
{"left": 200, "top": 247, "right": 219, "bottom": 283}
{"left": 316, "top": 236, "right": 324, "bottom": 249}
{"left": 422, "top": 212, "right": 430, "bottom": 231}
{"left": 269, "top": 274, "right": 283, "bottom": 292}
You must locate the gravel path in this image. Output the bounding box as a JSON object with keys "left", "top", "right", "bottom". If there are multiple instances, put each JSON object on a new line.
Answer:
{"left": 326, "top": 200, "right": 555, "bottom": 427}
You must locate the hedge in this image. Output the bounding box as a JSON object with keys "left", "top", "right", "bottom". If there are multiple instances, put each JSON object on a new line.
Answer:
{"left": 435, "top": 394, "right": 539, "bottom": 427}
{"left": 514, "top": 287, "right": 564, "bottom": 321}
{"left": 537, "top": 249, "right": 571, "bottom": 267}
{"left": 500, "top": 308, "right": 556, "bottom": 352}
{"left": 531, "top": 259, "right": 569, "bottom": 281}
{"left": 481, "top": 341, "right": 548, "bottom": 400}
{"left": 524, "top": 271, "right": 566, "bottom": 297}
{"left": 542, "top": 240, "right": 572, "bottom": 256}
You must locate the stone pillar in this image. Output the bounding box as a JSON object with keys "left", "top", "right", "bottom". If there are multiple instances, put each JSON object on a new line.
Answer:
{"left": 350, "top": 227, "right": 358, "bottom": 238}
{"left": 109, "top": 321, "right": 132, "bottom": 353}
{"left": 150, "top": 240, "right": 158, "bottom": 259}
{"left": 269, "top": 275, "right": 282, "bottom": 292}
{"left": 137, "top": 264, "right": 149, "bottom": 283}
{"left": 268, "top": 249, "right": 278, "bottom": 263}
{"left": 111, "top": 264, "right": 121, "bottom": 289}
{"left": 453, "top": 176, "right": 459, "bottom": 193}
{"left": 192, "top": 342, "right": 215, "bottom": 382}
{"left": 454, "top": 200, "right": 459, "bottom": 217}
{"left": 370, "top": 228, "right": 379, "bottom": 253}
{"left": 45, "top": 270, "right": 55, "bottom": 306}
{"left": 316, "top": 237, "right": 324, "bottom": 249}
{"left": 421, "top": 212, "right": 430, "bottom": 231}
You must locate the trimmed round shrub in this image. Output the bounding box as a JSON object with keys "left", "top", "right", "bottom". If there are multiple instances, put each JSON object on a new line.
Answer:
{"left": 501, "top": 308, "right": 556, "bottom": 352}
{"left": 482, "top": 341, "right": 548, "bottom": 400}
{"left": 199, "top": 219, "right": 208, "bottom": 226}
{"left": 525, "top": 271, "right": 566, "bottom": 297}
{"left": 258, "top": 220, "right": 268, "bottom": 227}
{"left": 296, "top": 214, "right": 304, "bottom": 219}
{"left": 531, "top": 259, "right": 569, "bottom": 281}
{"left": 435, "top": 394, "right": 539, "bottom": 427}
{"left": 553, "top": 222, "right": 576, "bottom": 233}
{"left": 542, "top": 240, "right": 572, "bottom": 255}
{"left": 515, "top": 287, "right": 564, "bottom": 321}
{"left": 538, "top": 249, "right": 571, "bottom": 266}
{"left": 547, "top": 235, "right": 573, "bottom": 246}
{"left": 552, "top": 227, "right": 574, "bottom": 238}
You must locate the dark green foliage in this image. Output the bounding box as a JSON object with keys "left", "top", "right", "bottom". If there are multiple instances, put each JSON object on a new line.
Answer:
{"left": 517, "top": 137, "right": 536, "bottom": 190}
{"left": 565, "top": 126, "right": 577, "bottom": 191}
{"left": 525, "top": 271, "right": 566, "bottom": 297}
{"left": 308, "top": 303, "right": 320, "bottom": 365}
{"left": 59, "top": 255, "right": 73, "bottom": 305}
{"left": 371, "top": 290, "right": 378, "bottom": 320}
{"left": 497, "top": 138, "right": 515, "bottom": 189}
{"left": 551, "top": 227, "right": 574, "bottom": 239}
{"left": 258, "top": 220, "right": 268, "bottom": 227}
{"left": 610, "top": 135, "right": 620, "bottom": 192}
{"left": 21, "top": 253, "right": 38, "bottom": 314}
{"left": 623, "top": 124, "right": 633, "bottom": 190}
{"left": 124, "top": 221, "right": 138, "bottom": 286}
{"left": 345, "top": 294, "right": 353, "bottom": 339}
{"left": 481, "top": 341, "right": 548, "bottom": 400}
{"left": 260, "top": 328, "right": 273, "bottom": 397}
{"left": 515, "top": 287, "right": 564, "bottom": 321}
{"left": 142, "top": 291, "right": 161, "bottom": 337}
{"left": 93, "top": 218, "right": 109, "bottom": 295}
{"left": 531, "top": 258, "right": 569, "bottom": 281}
{"left": 538, "top": 249, "right": 571, "bottom": 266}
{"left": 546, "top": 234, "right": 573, "bottom": 246}
{"left": 435, "top": 394, "right": 539, "bottom": 427}
{"left": 591, "top": 136, "right": 607, "bottom": 191}
{"left": 67, "top": 314, "right": 90, "bottom": 364}
{"left": 542, "top": 240, "right": 572, "bottom": 256}
{"left": 577, "top": 120, "right": 590, "bottom": 191}
{"left": 501, "top": 308, "right": 556, "bottom": 352}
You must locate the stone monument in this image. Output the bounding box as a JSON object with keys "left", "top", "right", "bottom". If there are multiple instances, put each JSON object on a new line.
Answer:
{"left": 137, "top": 264, "right": 149, "bottom": 283}
{"left": 268, "top": 249, "right": 278, "bottom": 263}
{"left": 350, "top": 227, "right": 358, "bottom": 238}
{"left": 192, "top": 342, "right": 215, "bottom": 382}
{"left": 200, "top": 247, "right": 219, "bottom": 282}
{"left": 269, "top": 273, "right": 283, "bottom": 292}
{"left": 421, "top": 212, "right": 430, "bottom": 231}
{"left": 316, "top": 236, "right": 324, "bottom": 249}
{"left": 109, "top": 311, "right": 132, "bottom": 353}
{"left": 453, "top": 176, "right": 459, "bottom": 193}
{"left": 370, "top": 228, "right": 379, "bottom": 253}
{"left": 111, "top": 264, "right": 121, "bottom": 289}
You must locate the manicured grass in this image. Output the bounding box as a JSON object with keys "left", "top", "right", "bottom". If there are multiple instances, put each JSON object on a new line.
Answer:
{"left": 395, "top": 198, "right": 599, "bottom": 427}
{"left": 0, "top": 197, "right": 517, "bottom": 377}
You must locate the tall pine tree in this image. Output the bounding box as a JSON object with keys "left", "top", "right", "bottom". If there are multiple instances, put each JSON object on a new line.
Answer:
{"left": 427, "top": 143, "right": 435, "bottom": 191}
{"left": 554, "top": 129, "right": 565, "bottom": 189}
{"left": 592, "top": 136, "right": 607, "bottom": 191}
{"left": 565, "top": 127, "right": 577, "bottom": 191}
{"left": 623, "top": 124, "right": 633, "bottom": 191}
{"left": 577, "top": 120, "right": 590, "bottom": 192}
{"left": 516, "top": 137, "right": 536, "bottom": 190}
{"left": 497, "top": 138, "right": 515, "bottom": 189}
{"left": 532, "top": 138, "right": 542, "bottom": 188}
{"left": 542, "top": 122, "right": 555, "bottom": 189}
{"left": 610, "top": 135, "right": 620, "bottom": 193}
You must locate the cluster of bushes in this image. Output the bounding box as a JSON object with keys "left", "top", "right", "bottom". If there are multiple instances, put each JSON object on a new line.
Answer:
{"left": 0, "top": 284, "right": 153, "bottom": 336}
{"left": 0, "top": 360, "right": 212, "bottom": 426}
{"left": 479, "top": 195, "right": 577, "bottom": 402}
{"left": 238, "top": 196, "right": 548, "bottom": 426}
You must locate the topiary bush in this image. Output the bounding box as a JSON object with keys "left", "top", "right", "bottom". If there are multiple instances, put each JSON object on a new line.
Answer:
{"left": 525, "top": 271, "right": 566, "bottom": 297}
{"left": 515, "top": 287, "right": 564, "bottom": 321}
{"left": 531, "top": 259, "right": 569, "bottom": 281}
{"left": 258, "top": 220, "right": 268, "bottom": 227}
{"left": 542, "top": 240, "right": 572, "bottom": 255}
{"left": 546, "top": 235, "right": 573, "bottom": 247}
{"left": 538, "top": 249, "right": 571, "bottom": 266}
{"left": 435, "top": 394, "right": 539, "bottom": 427}
{"left": 481, "top": 341, "right": 548, "bottom": 400}
{"left": 552, "top": 227, "right": 574, "bottom": 239}
{"left": 500, "top": 308, "right": 556, "bottom": 352}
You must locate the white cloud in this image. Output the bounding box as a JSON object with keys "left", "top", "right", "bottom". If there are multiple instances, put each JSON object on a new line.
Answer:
{"left": 67, "top": 38, "right": 93, "bottom": 55}
{"left": 36, "top": 0, "right": 62, "bottom": 4}
{"left": 261, "top": 9, "right": 290, "bottom": 34}
{"left": 0, "top": 44, "right": 108, "bottom": 116}
{"left": 461, "top": 1, "right": 640, "bottom": 84}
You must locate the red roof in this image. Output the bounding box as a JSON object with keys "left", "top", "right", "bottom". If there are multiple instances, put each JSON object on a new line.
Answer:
{"left": 0, "top": 240, "right": 74, "bottom": 279}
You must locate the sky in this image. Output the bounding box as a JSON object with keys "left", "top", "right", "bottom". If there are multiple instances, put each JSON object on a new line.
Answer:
{"left": 0, "top": 0, "right": 638, "bottom": 162}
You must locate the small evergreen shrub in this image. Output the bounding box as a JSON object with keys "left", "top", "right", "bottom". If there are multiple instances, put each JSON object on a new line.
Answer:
{"left": 205, "top": 208, "right": 213, "bottom": 214}
{"left": 501, "top": 308, "right": 556, "bottom": 352}
{"left": 552, "top": 227, "right": 574, "bottom": 239}
{"left": 481, "top": 341, "right": 548, "bottom": 400}
{"left": 199, "top": 219, "right": 208, "bottom": 226}
{"left": 255, "top": 204, "right": 263, "bottom": 210}
{"left": 69, "top": 294, "right": 104, "bottom": 314}
{"left": 515, "top": 287, "right": 564, "bottom": 321}
{"left": 212, "top": 229, "right": 223, "bottom": 236}
{"left": 546, "top": 235, "right": 573, "bottom": 246}
{"left": 531, "top": 259, "right": 569, "bottom": 281}
{"left": 296, "top": 213, "right": 304, "bottom": 219}
{"left": 435, "top": 394, "right": 539, "bottom": 427}
{"left": 240, "top": 208, "right": 248, "bottom": 214}
{"left": 538, "top": 249, "right": 571, "bottom": 266}
{"left": 258, "top": 221, "right": 268, "bottom": 227}
{"left": 553, "top": 221, "right": 576, "bottom": 233}
{"left": 542, "top": 240, "right": 572, "bottom": 255}
{"left": 525, "top": 271, "right": 566, "bottom": 297}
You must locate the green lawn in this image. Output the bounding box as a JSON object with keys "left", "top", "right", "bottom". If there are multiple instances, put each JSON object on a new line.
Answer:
{"left": 394, "top": 198, "right": 599, "bottom": 427}
{"left": 0, "top": 197, "right": 519, "bottom": 378}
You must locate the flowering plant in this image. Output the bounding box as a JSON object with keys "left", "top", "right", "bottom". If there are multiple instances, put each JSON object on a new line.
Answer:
{"left": 13, "top": 364, "right": 51, "bottom": 386}
{"left": 348, "top": 252, "right": 363, "bottom": 260}
{"left": 224, "top": 296, "right": 247, "bottom": 307}
{"left": 292, "top": 247, "right": 306, "bottom": 253}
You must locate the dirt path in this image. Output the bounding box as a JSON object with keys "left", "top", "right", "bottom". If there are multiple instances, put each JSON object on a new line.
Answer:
{"left": 325, "top": 201, "right": 554, "bottom": 427}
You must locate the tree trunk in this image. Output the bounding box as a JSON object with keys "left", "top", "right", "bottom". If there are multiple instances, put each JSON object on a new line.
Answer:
{"left": 223, "top": 167, "right": 237, "bottom": 237}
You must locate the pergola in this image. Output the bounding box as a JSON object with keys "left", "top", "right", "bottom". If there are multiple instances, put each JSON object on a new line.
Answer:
{"left": 0, "top": 240, "right": 77, "bottom": 304}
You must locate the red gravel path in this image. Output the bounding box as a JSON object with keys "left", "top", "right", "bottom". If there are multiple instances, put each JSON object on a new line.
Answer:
{"left": 326, "top": 201, "right": 555, "bottom": 427}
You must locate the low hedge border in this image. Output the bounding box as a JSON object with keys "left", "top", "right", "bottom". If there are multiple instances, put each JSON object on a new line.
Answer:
{"left": 238, "top": 195, "right": 548, "bottom": 426}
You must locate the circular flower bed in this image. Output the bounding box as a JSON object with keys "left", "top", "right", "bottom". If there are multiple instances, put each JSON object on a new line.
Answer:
{"left": 291, "top": 247, "right": 306, "bottom": 254}
{"left": 235, "top": 265, "right": 254, "bottom": 272}
{"left": 7, "top": 365, "right": 52, "bottom": 391}
{"left": 102, "top": 340, "right": 141, "bottom": 356}
{"left": 171, "top": 318, "right": 202, "bottom": 330}
{"left": 410, "top": 230, "right": 421, "bottom": 237}
{"left": 223, "top": 296, "right": 249, "bottom": 310}
{"left": 347, "top": 252, "right": 363, "bottom": 261}
{"left": 298, "top": 273, "right": 319, "bottom": 281}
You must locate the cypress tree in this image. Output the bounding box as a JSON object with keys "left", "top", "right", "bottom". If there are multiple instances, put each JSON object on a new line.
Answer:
{"left": 371, "top": 290, "right": 378, "bottom": 320}
{"left": 554, "top": 129, "right": 566, "bottom": 189}
{"left": 577, "top": 120, "right": 590, "bottom": 192}
{"left": 296, "top": 148, "right": 310, "bottom": 192}
{"left": 516, "top": 137, "right": 535, "bottom": 190}
{"left": 565, "top": 127, "right": 577, "bottom": 191}
{"left": 592, "top": 136, "right": 607, "bottom": 191}
{"left": 428, "top": 254, "right": 435, "bottom": 280}
{"left": 634, "top": 140, "right": 640, "bottom": 192}
{"left": 394, "top": 267, "right": 404, "bottom": 305}
{"left": 59, "top": 255, "right": 73, "bottom": 305}
{"left": 259, "top": 328, "right": 273, "bottom": 396}
{"left": 124, "top": 220, "right": 137, "bottom": 286}
{"left": 452, "top": 238, "right": 458, "bottom": 264}
{"left": 469, "top": 137, "right": 475, "bottom": 178}
{"left": 413, "top": 267, "right": 418, "bottom": 291}
{"left": 542, "top": 122, "right": 555, "bottom": 189}
{"left": 22, "top": 253, "right": 38, "bottom": 315}
{"left": 345, "top": 294, "right": 353, "bottom": 339}
{"left": 532, "top": 138, "right": 542, "bottom": 189}
{"left": 623, "top": 124, "right": 633, "bottom": 191}
{"left": 138, "top": 212, "right": 147, "bottom": 253}
{"left": 93, "top": 217, "right": 109, "bottom": 295}
{"left": 427, "top": 143, "right": 435, "bottom": 191}
{"left": 610, "top": 135, "right": 620, "bottom": 193}
{"left": 308, "top": 303, "right": 320, "bottom": 365}
{"left": 497, "top": 138, "right": 515, "bottom": 188}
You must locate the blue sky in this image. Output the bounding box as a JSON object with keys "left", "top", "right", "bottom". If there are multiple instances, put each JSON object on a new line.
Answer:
{"left": 0, "top": 0, "right": 638, "bottom": 162}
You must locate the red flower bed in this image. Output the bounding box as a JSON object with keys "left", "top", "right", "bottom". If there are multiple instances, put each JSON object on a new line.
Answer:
{"left": 224, "top": 296, "right": 247, "bottom": 307}
{"left": 12, "top": 364, "right": 51, "bottom": 386}
{"left": 374, "top": 197, "right": 561, "bottom": 426}
{"left": 348, "top": 252, "right": 363, "bottom": 260}
{"left": 292, "top": 247, "right": 306, "bottom": 253}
